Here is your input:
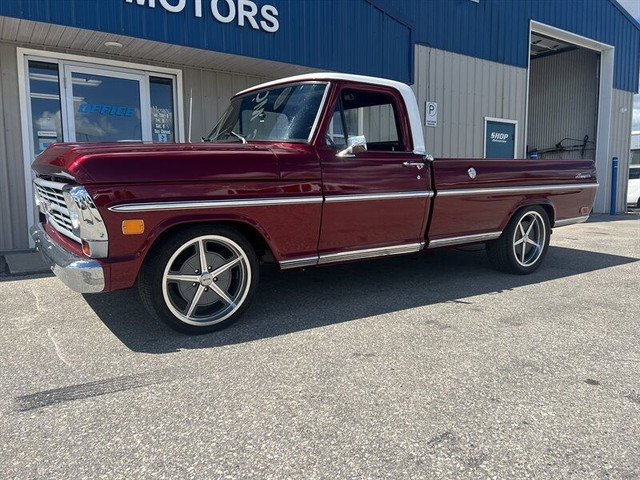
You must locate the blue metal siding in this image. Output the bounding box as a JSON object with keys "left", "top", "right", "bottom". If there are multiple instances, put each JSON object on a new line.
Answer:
{"left": 0, "top": 0, "right": 413, "bottom": 83}
{"left": 377, "top": 0, "right": 640, "bottom": 92}
{"left": 0, "top": 0, "right": 638, "bottom": 91}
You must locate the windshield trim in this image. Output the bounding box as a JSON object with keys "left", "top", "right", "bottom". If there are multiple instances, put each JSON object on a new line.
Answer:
{"left": 306, "top": 82, "right": 331, "bottom": 143}
{"left": 226, "top": 81, "right": 331, "bottom": 145}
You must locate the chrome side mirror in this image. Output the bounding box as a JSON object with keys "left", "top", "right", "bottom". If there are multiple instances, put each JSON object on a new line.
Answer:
{"left": 337, "top": 135, "right": 367, "bottom": 158}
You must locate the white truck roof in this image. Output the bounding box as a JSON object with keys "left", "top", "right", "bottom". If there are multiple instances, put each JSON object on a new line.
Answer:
{"left": 237, "top": 73, "right": 426, "bottom": 156}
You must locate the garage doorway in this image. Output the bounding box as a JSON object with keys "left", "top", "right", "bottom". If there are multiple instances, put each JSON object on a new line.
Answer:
{"left": 527, "top": 34, "right": 599, "bottom": 160}
{"left": 526, "top": 21, "right": 614, "bottom": 213}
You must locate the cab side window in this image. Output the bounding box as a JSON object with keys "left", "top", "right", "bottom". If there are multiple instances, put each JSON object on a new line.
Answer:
{"left": 341, "top": 89, "right": 403, "bottom": 152}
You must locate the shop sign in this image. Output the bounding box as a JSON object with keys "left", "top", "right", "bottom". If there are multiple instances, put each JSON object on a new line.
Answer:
{"left": 484, "top": 117, "right": 517, "bottom": 159}
{"left": 125, "top": 0, "right": 280, "bottom": 33}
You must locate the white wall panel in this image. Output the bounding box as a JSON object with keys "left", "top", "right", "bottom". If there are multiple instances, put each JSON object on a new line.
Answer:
{"left": 0, "top": 43, "right": 28, "bottom": 252}
{"left": 413, "top": 45, "right": 527, "bottom": 158}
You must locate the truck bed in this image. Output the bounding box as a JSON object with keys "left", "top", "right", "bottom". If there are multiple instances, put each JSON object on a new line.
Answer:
{"left": 427, "top": 158, "right": 597, "bottom": 246}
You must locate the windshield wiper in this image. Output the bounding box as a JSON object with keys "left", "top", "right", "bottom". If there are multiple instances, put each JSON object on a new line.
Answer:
{"left": 230, "top": 131, "right": 247, "bottom": 144}
{"left": 202, "top": 130, "right": 247, "bottom": 144}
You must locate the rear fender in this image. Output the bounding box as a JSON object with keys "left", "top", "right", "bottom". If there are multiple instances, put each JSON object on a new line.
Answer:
{"left": 498, "top": 198, "right": 556, "bottom": 232}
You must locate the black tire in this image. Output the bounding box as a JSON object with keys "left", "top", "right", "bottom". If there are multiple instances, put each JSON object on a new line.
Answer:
{"left": 486, "top": 206, "right": 551, "bottom": 275}
{"left": 138, "top": 225, "right": 259, "bottom": 334}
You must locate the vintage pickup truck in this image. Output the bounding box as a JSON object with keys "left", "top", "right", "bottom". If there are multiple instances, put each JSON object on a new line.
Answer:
{"left": 31, "top": 73, "right": 598, "bottom": 333}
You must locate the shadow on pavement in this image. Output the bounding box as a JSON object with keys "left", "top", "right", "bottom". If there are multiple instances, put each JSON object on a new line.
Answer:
{"left": 83, "top": 245, "right": 639, "bottom": 354}
{"left": 0, "top": 272, "right": 53, "bottom": 283}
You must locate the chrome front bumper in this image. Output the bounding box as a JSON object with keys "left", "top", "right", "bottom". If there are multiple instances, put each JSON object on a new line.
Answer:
{"left": 30, "top": 223, "right": 105, "bottom": 293}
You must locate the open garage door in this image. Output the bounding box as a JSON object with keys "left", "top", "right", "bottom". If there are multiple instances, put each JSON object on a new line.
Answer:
{"left": 527, "top": 33, "right": 599, "bottom": 161}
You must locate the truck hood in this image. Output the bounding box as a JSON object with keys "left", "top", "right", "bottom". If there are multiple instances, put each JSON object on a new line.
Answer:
{"left": 31, "top": 142, "right": 286, "bottom": 184}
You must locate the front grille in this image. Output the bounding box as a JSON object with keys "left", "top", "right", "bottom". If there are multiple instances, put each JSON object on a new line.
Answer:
{"left": 34, "top": 177, "right": 79, "bottom": 242}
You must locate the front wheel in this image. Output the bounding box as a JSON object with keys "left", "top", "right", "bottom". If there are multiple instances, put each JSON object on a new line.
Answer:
{"left": 486, "top": 206, "right": 550, "bottom": 274}
{"left": 139, "top": 226, "right": 259, "bottom": 334}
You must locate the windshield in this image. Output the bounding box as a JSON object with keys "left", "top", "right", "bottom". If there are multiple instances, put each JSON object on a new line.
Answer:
{"left": 205, "top": 82, "right": 328, "bottom": 143}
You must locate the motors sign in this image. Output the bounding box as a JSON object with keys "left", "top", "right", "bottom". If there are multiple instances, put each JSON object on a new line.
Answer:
{"left": 125, "top": 0, "right": 280, "bottom": 33}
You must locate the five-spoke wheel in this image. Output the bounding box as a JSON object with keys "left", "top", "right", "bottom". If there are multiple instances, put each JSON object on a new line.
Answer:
{"left": 487, "top": 206, "right": 550, "bottom": 274}
{"left": 139, "top": 226, "right": 258, "bottom": 333}
{"left": 512, "top": 210, "right": 546, "bottom": 268}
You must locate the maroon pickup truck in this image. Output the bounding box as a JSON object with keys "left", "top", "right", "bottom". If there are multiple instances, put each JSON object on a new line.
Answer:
{"left": 31, "top": 73, "right": 598, "bottom": 333}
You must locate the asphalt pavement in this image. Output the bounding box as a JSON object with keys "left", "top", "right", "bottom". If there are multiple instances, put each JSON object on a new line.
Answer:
{"left": 1, "top": 214, "right": 639, "bottom": 479}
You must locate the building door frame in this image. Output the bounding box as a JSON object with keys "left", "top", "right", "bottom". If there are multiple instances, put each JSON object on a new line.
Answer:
{"left": 526, "top": 21, "right": 615, "bottom": 213}
{"left": 17, "top": 47, "right": 185, "bottom": 247}
{"left": 62, "top": 64, "right": 152, "bottom": 142}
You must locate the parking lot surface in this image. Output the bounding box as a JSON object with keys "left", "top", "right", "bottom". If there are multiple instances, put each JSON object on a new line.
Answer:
{"left": 1, "top": 214, "right": 639, "bottom": 479}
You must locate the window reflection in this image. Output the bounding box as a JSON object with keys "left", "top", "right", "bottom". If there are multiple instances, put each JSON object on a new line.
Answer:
{"left": 150, "top": 77, "right": 175, "bottom": 142}
{"left": 27, "top": 60, "right": 178, "bottom": 149}
{"left": 72, "top": 72, "right": 142, "bottom": 142}
{"left": 28, "top": 61, "right": 63, "bottom": 154}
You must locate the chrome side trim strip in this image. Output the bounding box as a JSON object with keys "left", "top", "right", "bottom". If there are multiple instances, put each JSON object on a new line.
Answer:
{"left": 428, "top": 231, "right": 502, "bottom": 249}
{"left": 108, "top": 196, "right": 324, "bottom": 212}
{"left": 318, "top": 242, "right": 424, "bottom": 264}
{"left": 109, "top": 190, "right": 436, "bottom": 212}
{"left": 279, "top": 256, "right": 319, "bottom": 270}
{"left": 437, "top": 183, "right": 599, "bottom": 197}
{"left": 554, "top": 215, "right": 590, "bottom": 227}
{"left": 325, "top": 191, "right": 434, "bottom": 203}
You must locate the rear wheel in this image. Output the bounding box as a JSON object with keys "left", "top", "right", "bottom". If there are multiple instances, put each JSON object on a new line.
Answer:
{"left": 486, "top": 206, "right": 550, "bottom": 274}
{"left": 139, "top": 226, "right": 259, "bottom": 334}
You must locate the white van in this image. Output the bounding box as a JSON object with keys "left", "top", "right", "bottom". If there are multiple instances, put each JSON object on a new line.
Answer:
{"left": 629, "top": 166, "right": 640, "bottom": 209}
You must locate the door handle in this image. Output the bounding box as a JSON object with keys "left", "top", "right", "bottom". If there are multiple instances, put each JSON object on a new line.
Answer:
{"left": 403, "top": 161, "right": 425, "bottom": 170}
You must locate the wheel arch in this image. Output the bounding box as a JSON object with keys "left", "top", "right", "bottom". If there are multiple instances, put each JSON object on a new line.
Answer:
{"left": 141, "top": 215, "right": 277, "bottom": 269}
{"left": 499, "top": 199, "right": 556, "bottom": 231}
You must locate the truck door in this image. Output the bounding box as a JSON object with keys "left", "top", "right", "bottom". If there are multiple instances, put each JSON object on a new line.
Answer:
{"left": 316, "top": 84, "right": 433, "bottom": 260}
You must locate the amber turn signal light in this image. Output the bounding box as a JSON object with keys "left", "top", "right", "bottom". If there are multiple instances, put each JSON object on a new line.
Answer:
{"left": 81, "top": 239, "right": 91, "bottom": 257}
{"left": 122, "top": 219, "right": 145, "bottom": 235}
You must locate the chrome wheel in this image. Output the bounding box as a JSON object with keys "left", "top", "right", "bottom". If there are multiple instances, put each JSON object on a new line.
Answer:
{"left": 512, "top": 211, "right": 546, "bottom": 267}
{"left": 161, "top": 235, "right": 252, "bottom": 326}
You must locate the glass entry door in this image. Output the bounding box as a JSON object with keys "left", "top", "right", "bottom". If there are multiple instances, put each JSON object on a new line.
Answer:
{"left": 63, "top": 65, "right": 151, "bottom": 142}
